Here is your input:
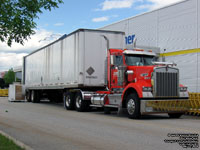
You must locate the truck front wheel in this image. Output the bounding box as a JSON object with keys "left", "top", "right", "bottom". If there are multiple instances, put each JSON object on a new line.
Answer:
{"left": 64, "top": 92, "right": 75, "bottom": 110}
{"left": 126, "top": 93, "right": 140, "bottom": 119}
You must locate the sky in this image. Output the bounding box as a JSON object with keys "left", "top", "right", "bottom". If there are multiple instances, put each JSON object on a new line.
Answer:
{"left": 0, "top": 0, "right": 183, "bottom": 72}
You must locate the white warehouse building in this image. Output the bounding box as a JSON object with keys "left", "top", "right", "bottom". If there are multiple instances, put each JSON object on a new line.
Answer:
{"left": 100, "top": 0, "right": 200, "bottom": 93}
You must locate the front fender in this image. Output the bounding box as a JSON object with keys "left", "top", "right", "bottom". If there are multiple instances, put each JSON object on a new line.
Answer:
{"left": 122, "top": 81, "right": 150, "bottom": 100}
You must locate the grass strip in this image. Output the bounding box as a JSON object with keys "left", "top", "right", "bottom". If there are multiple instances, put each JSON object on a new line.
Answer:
{"left": 0, "top": 133, "right": 24, "bottom": 150}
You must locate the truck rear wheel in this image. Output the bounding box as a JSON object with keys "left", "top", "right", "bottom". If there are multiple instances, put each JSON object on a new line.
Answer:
{"left": 126, "top": 93, "right": 140, "bottom": 119}
{"left": 64, "top": 92, "right": 75, "bottom": 110}
{"left": 75, "top": 92, "right": 90, "bottom": 112}
{"left": 168, "top": 113, "right": 183, "bottom": 118}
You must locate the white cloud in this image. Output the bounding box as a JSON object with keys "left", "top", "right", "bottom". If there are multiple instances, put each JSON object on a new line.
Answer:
{"left": 97, "top": 0, "right": 183, "bottom": 11}
{"left": 54, "top": 23, "right": 64, "bottom": 26}
{"left": 0, "top": 29, "right": 62, "bottom": 53}
{"left": 0, "top": 52, "right": 27, "bottom": 72}
{"left": 137, "top": 0, "right": 183, "bottom": 10}
{"left": 92, "top": 16, "right": 109, "bottom": 22}
{"left": 0, "top": 29, "right": 63, "bottom": 71}
{"left": 100, "top": 0, "right": 135, "bottom": 11}
{"left": 38, "top": 24, "right": 49, "bottom": 28}
{"left": 92, "top": 15, "right": 119, "bottom": 23}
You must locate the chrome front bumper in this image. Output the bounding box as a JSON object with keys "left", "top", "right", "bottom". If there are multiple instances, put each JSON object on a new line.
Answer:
{"left": 140, "top": 99, "right": 189, "bottom": 115}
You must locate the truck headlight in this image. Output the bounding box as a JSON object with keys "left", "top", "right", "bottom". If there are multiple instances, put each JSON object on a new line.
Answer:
{"left": 179, "top": 87, "right": 187, "bottom": 92}
{"left": 143, "top": 87, "right": 152, "bottom": 92}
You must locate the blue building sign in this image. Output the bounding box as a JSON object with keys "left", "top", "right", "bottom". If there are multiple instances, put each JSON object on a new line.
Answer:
{"left": 125, "top": 35, "right": 135, "bottom": 45}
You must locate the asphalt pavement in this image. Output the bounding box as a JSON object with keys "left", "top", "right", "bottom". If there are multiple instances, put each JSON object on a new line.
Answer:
{"left": 0, "top": 97, "right": 199, "bottom": 150}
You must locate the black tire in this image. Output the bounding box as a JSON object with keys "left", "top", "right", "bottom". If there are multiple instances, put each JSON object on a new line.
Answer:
{"left": 64, "top": 92, "right": 75, "bottom": 110}
{"left": 26, "top": 91, "right": 31, "bottom": 102}
{"left": 31, "top": 90, "right": 34, "bottom": 103}
{"left": 31, "top": 90, "right": 40, "bottom": 103}
{"left": 126, "top": 93, "right": 140, "bottom": 119}
{"left": 168, "top": 113, "right": 183, "bottom": 118}
{"left": 75, "top": 92, "right": 90, "bottom": 112}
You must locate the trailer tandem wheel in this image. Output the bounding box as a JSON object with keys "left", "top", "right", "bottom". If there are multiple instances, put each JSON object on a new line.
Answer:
{"left": 64, "top": 92, "right": 75, "bottom": 110}
{"left": 26, "top": 90, "right": 31, "bottom": 102}
{"left": 31, "top": 90, "right": 40, "bottom": 103}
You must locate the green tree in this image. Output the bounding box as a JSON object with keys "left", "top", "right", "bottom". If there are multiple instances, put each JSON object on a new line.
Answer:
{"left": 3, "top": 68, "right": 15, "bottom": 85}
{"left": 0, "top": 0, "right": 63, "bottom": 46}
{"left": 0, "top": 78, "right": 6, "bottom": 88}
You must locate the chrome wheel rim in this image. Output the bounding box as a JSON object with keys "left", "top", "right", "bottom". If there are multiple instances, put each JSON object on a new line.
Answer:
{"left": 31, "top": 91, "right": 34, "bottom": 101}
{"left": 127, "top": 99, "right": 135, "bottom": 115}
{"left": 76, "top": 96, "right": 81, "bottom": 108}
{"left": 65, "top": 95, "right": 70, "bottom": 107}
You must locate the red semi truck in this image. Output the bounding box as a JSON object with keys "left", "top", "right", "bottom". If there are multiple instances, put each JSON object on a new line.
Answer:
{"left": 24, "top": 29, "right": 189, "bottom": 119}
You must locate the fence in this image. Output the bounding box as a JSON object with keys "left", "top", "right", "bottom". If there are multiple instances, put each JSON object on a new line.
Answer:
{"left": 146, "top": 93, "right": 200, "bottom": 115}
{"left": 187, "top": 93, "right": 200, "bottom": 115}
{"left": 0, "top": 89, "right": 8, "bottom": 97}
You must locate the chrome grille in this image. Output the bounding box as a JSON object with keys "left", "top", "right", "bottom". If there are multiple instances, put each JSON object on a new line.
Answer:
{"left": 154, "top": 68, "right": 179, "bottom": 97}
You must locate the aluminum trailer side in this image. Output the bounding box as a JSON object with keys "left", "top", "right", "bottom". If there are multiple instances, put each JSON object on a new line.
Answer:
{"left": 23, "top": 29, "right": 125, "bottom": 89}
{"left": 23, "top": 29, "right": 125, "bottom": 102}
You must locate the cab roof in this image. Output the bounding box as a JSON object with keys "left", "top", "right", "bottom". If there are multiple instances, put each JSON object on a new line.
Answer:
{"left": 123, "top": 50, "right": 157, "bottom": 56}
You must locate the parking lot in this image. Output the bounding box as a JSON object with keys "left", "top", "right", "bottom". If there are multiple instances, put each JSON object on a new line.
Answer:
{"left": 0, "top": 97, "right": 199, "bottom": 150}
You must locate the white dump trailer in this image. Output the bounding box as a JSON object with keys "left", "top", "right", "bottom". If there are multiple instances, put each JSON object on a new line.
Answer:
{"left": 23, "top": 29, "right": 125, "bottom": 103}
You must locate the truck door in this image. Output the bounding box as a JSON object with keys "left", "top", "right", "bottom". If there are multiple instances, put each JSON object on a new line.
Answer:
{"left": 110, "top": 54, "right": 124, "bottom": 90}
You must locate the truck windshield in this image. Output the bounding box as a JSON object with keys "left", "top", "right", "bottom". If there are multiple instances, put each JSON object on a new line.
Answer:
{"left": 125, "top": 55, "right": 157, "bottom": 66}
